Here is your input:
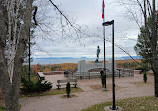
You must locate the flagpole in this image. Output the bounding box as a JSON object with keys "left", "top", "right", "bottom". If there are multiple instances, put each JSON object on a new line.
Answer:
{"left": 102, "top": 0, "right": 107, "bottom": 91}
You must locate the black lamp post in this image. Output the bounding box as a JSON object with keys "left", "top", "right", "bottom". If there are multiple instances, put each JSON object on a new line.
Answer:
{"left": 102, "top": 20, "right": 118, "bottom": 110}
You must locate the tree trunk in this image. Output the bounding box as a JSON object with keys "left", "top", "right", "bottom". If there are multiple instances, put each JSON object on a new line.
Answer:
{"left": 0, "top": 0, "right": 33, "bottom": 110}
{"left": 3, "top": 86, "right": 20, "bottom": 111}
{"left": 151, "top": 0, "right": 158, "bottom": 97}
{"left": 153, "top": 70, "right": 158, "bottom": 97}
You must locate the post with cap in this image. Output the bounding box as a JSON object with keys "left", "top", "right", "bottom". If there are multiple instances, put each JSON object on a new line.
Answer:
{"left": 102, "top": 20, "right": 118, "bottom": 110}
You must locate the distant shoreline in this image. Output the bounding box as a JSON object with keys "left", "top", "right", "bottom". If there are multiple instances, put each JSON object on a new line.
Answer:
{"left": 26, "top": 57, "right": 141, "bottom": 65}
{"left": 29, "top": 58, "right": 97, "bottom": 65}
{"left": 33, "top": 56, "right": 141, "bottom": 60}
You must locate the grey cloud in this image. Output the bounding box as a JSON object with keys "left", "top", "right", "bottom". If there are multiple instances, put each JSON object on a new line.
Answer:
{"left": 32, "top": 0, "right": 140, "bottom": 58}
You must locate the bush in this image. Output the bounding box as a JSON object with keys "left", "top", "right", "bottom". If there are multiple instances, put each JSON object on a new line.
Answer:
{"left": 143, "top": 72, "right": 147, "bottom": 83}
{"left": 66, "top": 82, "right": 71, "bottom": 98}
{"left": 21, "top": 77, "right": 52, "bottom": 94}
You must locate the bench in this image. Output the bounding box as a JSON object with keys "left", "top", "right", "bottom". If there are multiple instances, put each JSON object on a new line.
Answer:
{"left": 37, "top": 72, "right": 45, "bottom": 80}
{"left": 56, "top": 79, "right": 77, "bottom": 89}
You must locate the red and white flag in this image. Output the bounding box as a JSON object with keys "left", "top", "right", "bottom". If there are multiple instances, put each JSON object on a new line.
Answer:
{"left": 102, "top": 0, "right": 105, "bottom": 19}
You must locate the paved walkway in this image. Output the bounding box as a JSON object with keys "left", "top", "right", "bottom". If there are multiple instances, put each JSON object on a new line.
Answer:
{"left": 20, "top": 74, "right": 154, "bottom": 111}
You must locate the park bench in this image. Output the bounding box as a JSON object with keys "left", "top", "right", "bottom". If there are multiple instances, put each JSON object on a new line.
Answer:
{"left": 56, "top": 79, "right": 77, "bottom": 89}
{"left": 37, "top": 72, "right": 45, "bottom": 80}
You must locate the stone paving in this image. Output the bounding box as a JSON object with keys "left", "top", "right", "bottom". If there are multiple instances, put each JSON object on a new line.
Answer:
{"left": 20, "top": 73, "right": 154, "bottom": 111}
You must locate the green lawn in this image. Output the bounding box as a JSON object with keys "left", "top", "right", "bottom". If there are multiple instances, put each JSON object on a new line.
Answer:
{"left": 20, "top": 87, "right": 83, "bottom": 98}
{"left": 0, "top": 106, "right": 5, "bottom": 111}
{"left": 0, "top": 104, "right": 21, "bottom": 111}
{"left": 82, "top": 96, "right": 158, "bottom": 111}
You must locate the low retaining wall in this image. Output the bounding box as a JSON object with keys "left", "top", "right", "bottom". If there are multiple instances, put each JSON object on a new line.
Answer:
{"left": 43, "top": 71, "right": 64, "bottom": 75}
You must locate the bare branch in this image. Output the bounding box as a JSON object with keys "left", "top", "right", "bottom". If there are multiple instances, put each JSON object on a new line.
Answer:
{"left": 105, "top": 39, "right": 140, "bottom": 64}
{"left": 136, "top": 0, "right": 145, "bottom": 15}
{"left": 147, "top": 0, "right": 152, "bottom": 15}
{"left": 48, "top": 0, "right": 81, "bottom": 33}
{"left": 33, "top": 6, "right": 38, "bottom": 25}
{"left": 126, "top": 5, "right": 141, "bottom": 29}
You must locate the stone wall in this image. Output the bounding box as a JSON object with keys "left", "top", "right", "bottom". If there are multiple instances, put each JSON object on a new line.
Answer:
{"left": 77, "top": 60, "right": 116, "bottom": 73}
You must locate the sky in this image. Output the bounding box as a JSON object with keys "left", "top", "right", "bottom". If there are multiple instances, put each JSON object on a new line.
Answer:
{"left": 32, "top": 0, "right": 142, "bottom": 58}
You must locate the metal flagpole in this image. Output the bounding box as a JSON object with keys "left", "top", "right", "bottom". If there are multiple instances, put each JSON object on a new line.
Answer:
{"left": 28, "top": 31, "right": 31, "bottom": 82}
{"left": 102, "top": 0, "right": 107, "bottom": 90}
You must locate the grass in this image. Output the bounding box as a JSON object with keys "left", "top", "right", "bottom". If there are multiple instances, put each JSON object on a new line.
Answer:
{"left": 81, "top": 96, "right": 158, "bottom": 111}
{"left": 0, "top": 106, "right": 5, "bottom": 111}
{"left": 20, "top": 87, "right": 83, "bottom": 98}
{"left": 0, "top": 104, "right": 21, "bottom": 111}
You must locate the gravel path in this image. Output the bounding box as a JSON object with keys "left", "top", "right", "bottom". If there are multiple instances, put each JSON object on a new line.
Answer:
{"left": 20, "top": 74, "right": 154, "bottom": 111}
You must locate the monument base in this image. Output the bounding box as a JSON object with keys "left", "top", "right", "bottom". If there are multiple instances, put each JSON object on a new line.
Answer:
{"left": 76, "top": 60, "right": 116, "bottom": 77}
{"left": 104, "top": 106, "right": 122, "bottom": 111}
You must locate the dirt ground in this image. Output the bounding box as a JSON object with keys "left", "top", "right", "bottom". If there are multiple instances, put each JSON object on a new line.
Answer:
{"left": 20, "top": 73, "right": 154, "bottom": 111}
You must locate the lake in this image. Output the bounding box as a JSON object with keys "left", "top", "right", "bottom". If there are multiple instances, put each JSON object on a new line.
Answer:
{"left": 31, "top": 58, "right": 105, "bottom": 65}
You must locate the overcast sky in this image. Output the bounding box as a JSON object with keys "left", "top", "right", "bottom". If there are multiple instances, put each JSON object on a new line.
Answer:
{"left": 32, "top": 0, "right": 142, "bottom": 58}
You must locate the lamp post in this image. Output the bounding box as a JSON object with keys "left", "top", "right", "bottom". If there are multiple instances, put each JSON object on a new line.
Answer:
{"left": 102, "top": 20, "right": 118, "bottom": 110}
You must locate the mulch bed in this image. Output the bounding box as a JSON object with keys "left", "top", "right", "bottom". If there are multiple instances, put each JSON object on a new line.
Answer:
{"left": 129, "top": 81, "right": 153, "bottom": 87}
{"left": 89, "top": 84, "right": 124, "bottom": 91}
{"left": 60, "top": 94, "right": 77, "bottom": 98}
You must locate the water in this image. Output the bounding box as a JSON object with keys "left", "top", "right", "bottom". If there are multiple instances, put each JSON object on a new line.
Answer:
{"left": 31, "top": 58, "right": 105, "bottom": 65}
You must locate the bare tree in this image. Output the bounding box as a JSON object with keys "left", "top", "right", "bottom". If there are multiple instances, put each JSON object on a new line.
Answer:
{"left": 120, "top": 0, "right": 158, "bottom": 97}
{"left": 0, "top": 0, "right": 86, "bottom": 110}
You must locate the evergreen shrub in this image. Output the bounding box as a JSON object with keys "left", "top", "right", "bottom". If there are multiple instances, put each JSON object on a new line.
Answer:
{"left": 21, "top": 77, "right": 52, "bottom": 94}
{"left": 66, "top": 82, "right": 71, "bottom": 98}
